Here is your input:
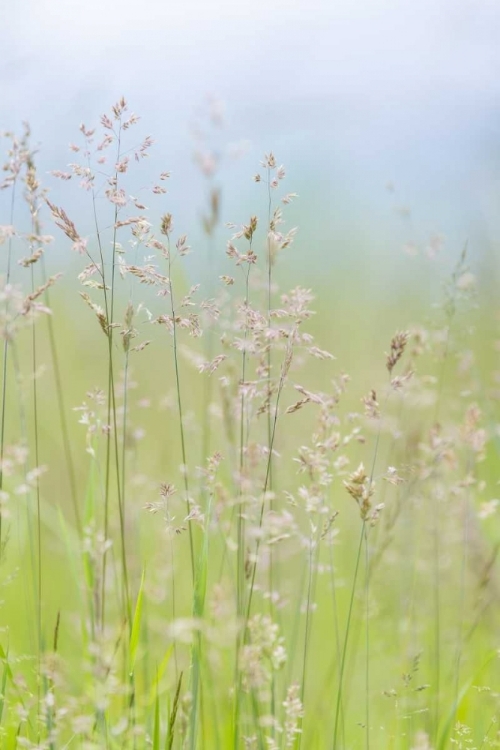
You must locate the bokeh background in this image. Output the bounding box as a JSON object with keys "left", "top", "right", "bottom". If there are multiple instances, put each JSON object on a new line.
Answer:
{"left": 2, "top": 0, "right": 500, "bottom": 283}
{"left": 2, "top": 2, "right": 500, "bottom": 747}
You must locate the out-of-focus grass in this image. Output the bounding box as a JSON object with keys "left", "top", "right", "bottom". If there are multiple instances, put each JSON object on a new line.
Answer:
{"left": 1, "top": 110, "right": 500, "bottom": 750}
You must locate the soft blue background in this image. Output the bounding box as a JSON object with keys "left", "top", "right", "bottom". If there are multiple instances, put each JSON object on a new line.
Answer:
{"left": 1, "top": 0, "right": 500, "bottom": 287}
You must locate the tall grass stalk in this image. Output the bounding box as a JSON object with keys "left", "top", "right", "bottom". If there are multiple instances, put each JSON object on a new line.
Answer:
{"left": 0, "top": 176, "right": 17, "bottom": 554}
{"left": 234, "top": 319, "right": 292, "bottom": 749}
{"left": 83, "top": 115, "right": 130, "bottom": 629}
{"left": 266, "top": 162, "right": 274, "bottom": 498}
{"left": 165, "top": 232, "right": 195, "bottom": 579}
{"left": 237, "top": 259, "right": 252, "bottom": 617}
{"left": 200, "top": 185, "right": 219, "bottom": 472}
{"left": 333, "top": 362, "right": 397, "bottom": 749}
{"left": 107, "top": 120, "right": 131, "bottom": 626}
{"left": 297, "top": 520, "right": 322, "bottom": 748}
{"left": 163, "top": 228, "right": 201, "bottom": 748}
{"left": 329, "top": 542, "right": 345, "bottom": 747}
{"left": 364, "top": 524, "right": 370, "bottom": 750}
{"left": 10, "top": 341, "right": 37, "bottom": 657}
{"left": 232, "top": 257, "right": 252, "bottom": 750}
{"left": 452, "top": 455, "right": 473, "bottom": 729}
{"left": 332, "top": 522, "right": 365, "bottom": 749}
{"left": 246, "top": 331, "right": 294, "bottom": 622}
{"left": 40, "top": 257, "right": 81, "bottom": 534}
{"left": 30, "top": 270, "right": 42, "bottom": 642}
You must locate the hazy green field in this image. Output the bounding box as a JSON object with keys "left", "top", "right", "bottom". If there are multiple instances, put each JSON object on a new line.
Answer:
{"left": 1, "top": 104, "right": 499, "bottom": 749}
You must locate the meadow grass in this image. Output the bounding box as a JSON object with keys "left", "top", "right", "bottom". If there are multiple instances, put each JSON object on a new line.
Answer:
{"left": 0, "top": 101, "right": 499, "bottom": 749}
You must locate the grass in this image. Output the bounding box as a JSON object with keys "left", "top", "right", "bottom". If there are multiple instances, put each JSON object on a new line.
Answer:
{"left": 0, "top": 100, "right": 499, "bottom": 749}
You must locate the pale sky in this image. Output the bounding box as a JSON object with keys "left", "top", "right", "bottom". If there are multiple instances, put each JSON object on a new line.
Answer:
{"left": 2, "top": 0, "right": 500, "bottom": 280}
{"left": 4, "top": 0, "right": 500, "bottom": 112}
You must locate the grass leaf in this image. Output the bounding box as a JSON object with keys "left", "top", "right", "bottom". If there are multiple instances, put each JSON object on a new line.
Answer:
{"left": 129, "top": 569, "right": 145, "bottom": 674}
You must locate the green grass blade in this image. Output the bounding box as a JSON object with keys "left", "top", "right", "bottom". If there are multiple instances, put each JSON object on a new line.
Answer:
{"left": 147, "top": 645, "right": 173, "bottom": 706}
{"left": 153, "top": 685, "right": 160, "bottom": 750}
{"left": 0, "top": 641, "right": 10, "bottom": 723}
{"left": 437, "top": 650, "right": 497, "bottom": 750}
{"left": 129, "top": 569, "right": 145, "bottom": 674}
{"left": 166, "top": 671, "right": 183, "bottom": 750}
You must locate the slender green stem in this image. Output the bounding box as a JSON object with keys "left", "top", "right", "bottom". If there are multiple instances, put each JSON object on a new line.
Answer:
{"left": 29, "top": 254, "right": 43, "bottom": 747}
{"left": 297, "top": 520, "right": 322, "bottom": 749}
{"left": 266, "top": 166, "right": 277, "bottom": 626}
{"left": 201, "top": 209, "right": 216, "bottom": 469}
{"left": 364, "top": 525, "right": 370, "bottom": 750}
{"left": 87, "top": 153, "right": 112, "bottom": 632}
{"left": 0, "top": 180, "right": 17, "bottom": 553}
{"left": 166, "top": 238, "right": 198, "bottom": 748}
{"left": 41, "top": 255, "right": 81, "bottom": 535}
{"left": 10, "top": 342, "right": 37, "bottom": 658}
{"left": 89, "top": 122, "right": 130, "bottom": 628}
{"left": 237, "top": 263, "right": 251, "bottom": 617}
{"left": 332, "top": 524, "right": 365, "bottom": 749}
{"left": 166, "top": 245, "right": 195, "bottom": 580}
{"left": 233, "top": 261, "right": 252, "bottom": 750}
{"left": 328, "top": 543, "right": 345, "bottom": 748}
{"left": 109, "top": 127, "right": 131, "bottom": 625}
{"left": 452, "top": 475, "right": 470, "bottom": 728}
{"left": 246, "top": 332, "right": 293, "bottom": 622}
{"left": 266, "top": 165, "right": 273, "bottom": 494}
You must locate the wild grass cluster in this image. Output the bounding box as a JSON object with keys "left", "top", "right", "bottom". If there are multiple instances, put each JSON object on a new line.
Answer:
{"left": 0, "top": 99, "right": 499, "bottom": 749}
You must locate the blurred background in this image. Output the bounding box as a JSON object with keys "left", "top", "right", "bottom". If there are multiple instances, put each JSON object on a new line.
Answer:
{"left": 2, "top": 0, "right": 500, "bottom": 291}
{"left": 2, "top": 4, "right": 500, "bottom": 745}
